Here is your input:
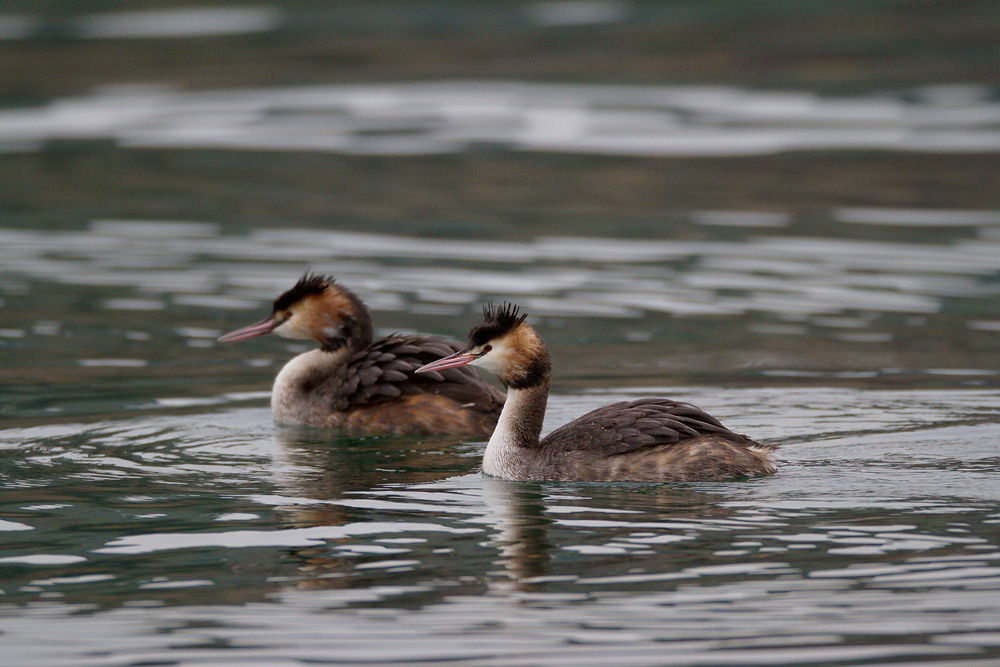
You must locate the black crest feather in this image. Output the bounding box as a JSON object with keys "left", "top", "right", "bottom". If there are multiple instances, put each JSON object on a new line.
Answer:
{"left": 470, "top": 302, "right": 527, "bottom": 347}
{"left": 274, "top": 273, "right": 332, "bottom": 312}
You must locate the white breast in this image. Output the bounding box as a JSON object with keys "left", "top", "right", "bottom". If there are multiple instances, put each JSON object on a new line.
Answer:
{"left": 270, "top": 349, "right": 326, "bottom": 421}
{"left": 481, "top": 387, "right": 532, "bottom": 479}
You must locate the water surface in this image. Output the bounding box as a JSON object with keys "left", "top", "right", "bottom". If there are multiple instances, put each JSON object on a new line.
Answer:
{"left": 2, "top": 3, "right": 1000, "bottom": 665}
{"left": 2, "top": 388, "right": 1000, "bottom": 666}
{"left": 2, "top": 212, "right": 999, "bottom": 665}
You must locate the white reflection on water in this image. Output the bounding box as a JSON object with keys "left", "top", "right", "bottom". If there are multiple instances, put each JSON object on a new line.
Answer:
{"left": 76, "top": 8, "right": 281, "bottom": 39}
{"left": 836, "top": 208, "right": 1000, "bottom": 227}
{"left": 1, "top": 81, "right": 1000, "bottom": 156}
{"left": 95, "top": 521, "right": 480, "bottom": 555}
{"left": 0, "top": 15, "right": 37, "bottom": 40}
{"left": 2, "top": 219, "right": 1000, "bottom": 326}
{"left": 2, "top": 385, "right": 1000, "bottom": 666}
{"left": 0, "top": 596, "right": 991, "bottom": 666}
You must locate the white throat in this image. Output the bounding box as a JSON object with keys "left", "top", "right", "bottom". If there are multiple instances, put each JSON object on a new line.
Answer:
{"left": 271, "top": 348, "right": 350, "bottom": 423}
{"left": 481, "top": 385, "right": 546, "bottom": 479}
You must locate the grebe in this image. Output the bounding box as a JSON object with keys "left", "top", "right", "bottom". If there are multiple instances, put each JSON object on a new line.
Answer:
{"left": 416, "top": 303, "right": 777, "bottom": 482}
{"left": 218, "top": 274, "right": 504, "bottom": 435}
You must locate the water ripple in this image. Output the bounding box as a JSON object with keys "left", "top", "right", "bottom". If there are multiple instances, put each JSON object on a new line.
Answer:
{"left": 3, "top": 82, "right": 1000, "bottom": 156}
{"left": 2, "top": 221, "right": 998, "bottom": 332}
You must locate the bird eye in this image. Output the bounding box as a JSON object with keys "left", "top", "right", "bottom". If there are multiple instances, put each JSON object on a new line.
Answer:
{"left": 482, "top": 345, "right": 493, "bottom": 354}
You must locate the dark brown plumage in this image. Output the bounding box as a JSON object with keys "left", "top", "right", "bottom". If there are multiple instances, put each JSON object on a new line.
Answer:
{"left": 305, "top": 332, "right": 504, "bottom": 435}
{"left": 416, "top": 304, "right": 777, "bottom": 482}
{"left": 273, "top": 273, "right": 330, "bottom": 312}
{"left": 529, "top": 398, "right": 775, "bottom": 482}
{"left": 218, "top": 274, "right": 504, "bottom": 435}
{"left": 470, "top": 302, "right": 528, "bottom": 348}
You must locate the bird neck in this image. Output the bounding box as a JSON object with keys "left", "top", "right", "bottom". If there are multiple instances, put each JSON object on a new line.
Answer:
{"left": 271, "top": 347, "right": 353, "bottom": 423}
{"left": 319, "top": 296, "right": 374, "bottom": 354}
{"left": 482, "top": 376, "right": 549, "bottom": 478}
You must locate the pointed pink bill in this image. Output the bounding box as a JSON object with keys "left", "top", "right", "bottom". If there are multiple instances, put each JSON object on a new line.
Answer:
{"left": 217, "top": 316, "right": 279, "bottom": 342}
{"left": 415, "top": 351, "right": 477, "bottom": 374}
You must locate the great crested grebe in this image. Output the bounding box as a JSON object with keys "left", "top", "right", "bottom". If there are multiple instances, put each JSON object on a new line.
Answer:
{"left": 416, "top": 303, "right": 777, "bottom": 482}
{"left": 218, "top": 274, "right": 504, "bottom": 435}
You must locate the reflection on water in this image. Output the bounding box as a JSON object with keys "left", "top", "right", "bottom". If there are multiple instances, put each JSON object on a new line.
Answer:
{"left": 1, "top": 215, "right": 998, "bottom": 426}
{"left": 3, "top": 82, "right": 1000, "bottom": 156}
{"left": 75, "top": 7, "right": 282, "bottom": 40}
{"left": 1, "top": 386, "right": 999, "bottom": 665}
{"left": 2, "top": 5, "right": 1000, "bottom": 664}
{"left": 2, "top": 217, "right": 999, "bottom": 322}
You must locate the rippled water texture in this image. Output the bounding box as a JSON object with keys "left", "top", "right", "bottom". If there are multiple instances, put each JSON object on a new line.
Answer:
{"left": 2, "top": 390, "right": 1000, "bottom": 666}
{"left": 7, "top": 80, "right": 1000, "bottom": 156}
{"left": 2, "top": 2, "right": 1000, "bottom": 666}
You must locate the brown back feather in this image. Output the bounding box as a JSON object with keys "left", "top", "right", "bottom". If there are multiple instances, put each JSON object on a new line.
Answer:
{"left": 540, "top": 398, "right": 764, "bottom": 458}
{"left": 340, "top": 333, "right": 505, "bottom": 420}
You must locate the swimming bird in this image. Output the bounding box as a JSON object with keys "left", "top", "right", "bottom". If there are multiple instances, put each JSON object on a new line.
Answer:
{"left": 416, "top": 303, "right": 777, "bottom": 482}
{"left": 218, "top": 274, "right": 504, "bottom": 435}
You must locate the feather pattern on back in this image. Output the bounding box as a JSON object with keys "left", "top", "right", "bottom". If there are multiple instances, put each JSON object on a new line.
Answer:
{"left": 345, "top": 333, "right": 504, "bottom": 412}
{"left": 541, "top": 398, "right": 744, "bottom": 455}
{"left": 523, "top": 398, "right": 776, "bottom": 482}
{"left": 277, "top": 333, "right": 505, "bottom": 435}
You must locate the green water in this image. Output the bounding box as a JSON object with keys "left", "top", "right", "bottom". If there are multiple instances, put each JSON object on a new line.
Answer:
{"left": 2, "top": 2, "right": 1000, "bottom": 665}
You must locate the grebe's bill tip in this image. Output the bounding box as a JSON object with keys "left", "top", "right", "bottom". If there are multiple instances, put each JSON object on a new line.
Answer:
{"left": 218, "top": 316, "right": 279, "bottom": 342}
